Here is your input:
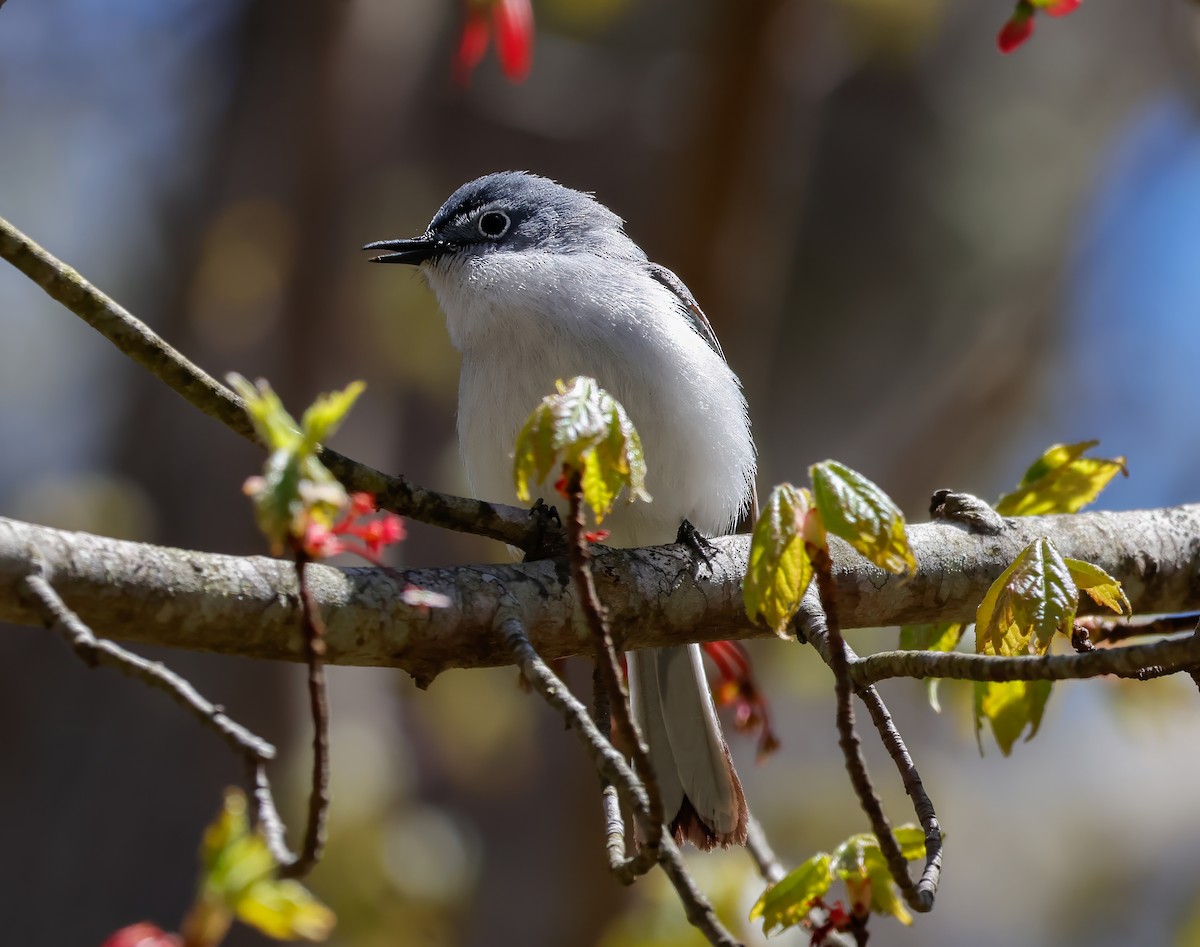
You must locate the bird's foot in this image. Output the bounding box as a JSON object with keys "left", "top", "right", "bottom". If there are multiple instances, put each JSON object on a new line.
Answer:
{"left": 524, "top": 498, "right": 565, "bottom": 561}
{"left": 676, "top": 518, "right": 718, "bottom": 573}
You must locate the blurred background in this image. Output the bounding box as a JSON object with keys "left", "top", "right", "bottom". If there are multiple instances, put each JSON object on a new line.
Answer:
{"left": 3, "top": 0, "right": 1200, "bottom": 944}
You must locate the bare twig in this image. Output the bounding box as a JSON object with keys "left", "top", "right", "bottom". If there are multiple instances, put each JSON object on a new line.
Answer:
{"left": 499, "top": 615, "right": 742, "bottom": 946}
{"left": 857, "top": 686, "right": 941, "bottom": 909}
{"left": 809, "top": 544, "right": 933, "bottom": 915}
{"left": 21, "top": 551, "right": 303, "bottom": 867}
{"left": 22, "top": 553, "right": 276, "bottom": 763}
{"left": 656, "top": 837, "right": 746, "bottom": 947}
{"left": 278, "top": 554, "right": 331, "bottom": 879}
{"left": 0, "top": 214, "right": 558, "bottom": 552}
{"left": 746, "top": 814, "right": 787, "bottom": 885}
{"left": 564, "top": 473, "right": 662, "bottom": 877}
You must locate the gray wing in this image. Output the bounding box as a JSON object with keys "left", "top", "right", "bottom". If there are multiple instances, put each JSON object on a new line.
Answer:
{"left": 646, "top": 262, "right": 725, "bottom": 361}
{"left": 646, "top": 262, "right": 758, "bottom": 530}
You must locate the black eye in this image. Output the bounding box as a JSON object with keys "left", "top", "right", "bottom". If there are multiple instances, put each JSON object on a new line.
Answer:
{"left": 478, "top": 211, "right": 511, "bottom": 238}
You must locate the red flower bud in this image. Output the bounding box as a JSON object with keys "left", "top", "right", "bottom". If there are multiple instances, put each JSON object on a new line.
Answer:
{"left": 100, "top": 923, "right": 181, "bottom": 947}
{"left": 997, "top": 11, "right": 1035, "bottom": 54}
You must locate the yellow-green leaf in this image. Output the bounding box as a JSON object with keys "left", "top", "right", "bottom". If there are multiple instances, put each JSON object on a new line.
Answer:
{"left": 899, "top": 622, "right": 965, "bottom": 654}
{"left": 974, "top": 679, "right": 1053, "bottom": 756}
{"left": 298, "top": 380, "right": 365, "bottom": 451}
{"left": 975, "top": 538, "right": 1076, "bottom": 657}
{"left": 899, "top": 623, "right": 965, "bottom": 713}
{"left": 512, "top": 377, "right": 649, "bottom": 520}
{"left": 750, "top": 853, "right": 833, "bottom": 935}
{"left": 236, "top": 879, "right": 336, "bottom": 942}
{"left": 228, "top": 373, "right": 302, "bottom": 452}
{"left": 744, "top": 483, "right": 815, "bottom": 637}
{"left": 1064, "top": 557, "right": 1132, "bottom": 616}
{"left": 862, "top": 846, "right": 912, "bottom": 926}
{"left": 891, "top": 824, "right": 928, "bottom": 862}
{"left": 995, "top": 441, "right": 1127, "bottom": 516}
{"left": 810, "top": 461, "right": 916, "bottom": 575}
{"left": 190, "top": 789, "right": 335, "bottom": 943}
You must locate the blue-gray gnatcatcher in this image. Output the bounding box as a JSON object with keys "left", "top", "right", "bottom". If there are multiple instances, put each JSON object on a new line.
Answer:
{"left": 366, "top": 172, "right": 756, "bottom": 848}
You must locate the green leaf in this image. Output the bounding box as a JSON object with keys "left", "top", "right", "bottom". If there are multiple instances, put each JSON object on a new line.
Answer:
{"left": 228, "top": 373, "right": 301, "bottom": 452}
{"left": 743, "top": 483, "right": 815, "bottom": 637}
{"left": 899, "top": 623, "right": 965, "bottom": 713}
{"left": 974, "top": 679, "right": 1053, "bottom": 756}
{"left": 891, "top": 824, "right": 928, "bottom": 862}
{"left": 899, "top": 622, "right": 965, "bottom": 654}
{"left": 829, "top": 829, "right": 925, "bottom": 927}
{"left": 975, "top": 538, "right": 1077, "bottom": 657}
{"left": 862, "top": 846, "right": 912, "bottom": 926}
{"left": 1063, "top": 557, "right": 1132, "bottom": 616}
{"left": 192, "top": 790, "right": 335, "bottom": 943}
{"left": 749, "top": 852, "right": 833, "bottom": 935}
{"left": 810, "top": 461, "right": 916, "bottom": 575}
{"left": 232, "top": 375, "right": 362, "bottom": 555}
{"left": 995, "top": 441, "right": 1127, "bottom": 517}
{"left": 298, "top": 380, "right": 365, "bottom": 451}
{"left": 512, "top": 377, "right": 650, "bottom": 520}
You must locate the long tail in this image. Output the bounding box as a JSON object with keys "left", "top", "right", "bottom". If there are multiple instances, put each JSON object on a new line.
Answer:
{"left": 627, "top": 643, "right": 748, "bottom": 849}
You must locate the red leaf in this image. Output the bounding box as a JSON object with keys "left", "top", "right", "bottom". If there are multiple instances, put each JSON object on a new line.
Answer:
{"left": 493, "top": 0, "right": 534, "bottom": 82}
{"left": 997, "top": 12, "right": 1035, "bottom": 54}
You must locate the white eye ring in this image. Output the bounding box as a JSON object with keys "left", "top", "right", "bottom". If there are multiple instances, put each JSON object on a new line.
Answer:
{"left": 478, "top": 210, "right": 511, "bottom": 239}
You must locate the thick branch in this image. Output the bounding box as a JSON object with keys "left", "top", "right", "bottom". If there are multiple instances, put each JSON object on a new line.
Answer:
{"left": 2, "top": 506, "right": 1199, "bottom": 682}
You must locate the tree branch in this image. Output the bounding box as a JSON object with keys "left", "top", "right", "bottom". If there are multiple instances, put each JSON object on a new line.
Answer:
{"left": 3, "top": 507, "right": 1199, "bottom": 683}
{"left": 0, "top": 214, "right": 557, "bottom": 552}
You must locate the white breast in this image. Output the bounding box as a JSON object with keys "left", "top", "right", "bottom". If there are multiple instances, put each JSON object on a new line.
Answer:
{"left": 424, "top": 251, "right": 755, "bottom": 548}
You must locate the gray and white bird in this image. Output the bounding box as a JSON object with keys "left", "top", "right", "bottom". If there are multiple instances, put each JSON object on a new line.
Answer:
{"left": 366, "top": 171, "right": 755, "bottom": 848}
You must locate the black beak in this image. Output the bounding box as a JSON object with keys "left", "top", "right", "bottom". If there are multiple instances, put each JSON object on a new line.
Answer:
{"left": 362, "top": 236, "right": 446, "bottom": 265}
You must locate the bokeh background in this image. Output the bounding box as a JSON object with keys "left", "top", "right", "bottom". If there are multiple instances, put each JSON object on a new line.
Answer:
{"left": 3, "top": 0, "right": 1200, "bottom": 944}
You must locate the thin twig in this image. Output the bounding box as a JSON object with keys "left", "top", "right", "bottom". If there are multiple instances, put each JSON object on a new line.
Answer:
{"left": 22, "top": 551, "right": 302, "bottom": 866}
{"left": 848, "top": 634, "right": 1200, "bottom": 688}
{"left": 1081, "top": 613, "right": 1200, "bottom": 645}
{"left": 746, "top": 814, "right": 787, "bottom": 885}
{"left": 498, "top": 614, "right": 651, "bottom": 817}
{"left": 809, "top": 546, "right": 935, "bottom": 914}
{"left": 657, "top": 837, "right": 746, "bottom": 947}
{"left": 857, "top": 687, "right": 941, "bottom": 910}
{"left": 593, "top": 665, "right": 635, "bottom": 877}
{"left": 278, "top": 553, "right": 331, "bottom": 879}
{"left": 565, "top": 473, "right": 662, "bottom": 877}
{"left": 0, "top": 215, "right": 558, "bottom": 552}
{"left": 22, "top": 555, "right": 276, "bottom": 763}
{"left": 499, "top": 615, "right": 742, "bottom": 946}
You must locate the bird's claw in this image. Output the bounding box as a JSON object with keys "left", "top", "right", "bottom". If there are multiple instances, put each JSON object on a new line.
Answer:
{"left": 676, "top": 518, "right": 718, "bottom": 573}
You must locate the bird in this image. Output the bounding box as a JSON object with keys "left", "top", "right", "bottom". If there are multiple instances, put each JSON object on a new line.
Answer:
{"left": 365, "top": 171, "right": 756, "bottom": 849}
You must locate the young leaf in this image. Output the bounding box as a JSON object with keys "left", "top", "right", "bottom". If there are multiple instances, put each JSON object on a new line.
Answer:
{"left": 512, "top": 376, "right": 650, "bottom": 521}
{"left": 744, "top": 484, "right": 815, "bottom": 637}
{"left": 749, "top": 852, "right": 833, "bottom": 935}
{"left": 899, "top": 623, "right": 966, "bottom": 712}
{"left": 299, "top": 380, "right": 365, "bottom": 451}
{"left": 899, "top": 622, "right": 965, "bottom": 654}
{"left": 810, "top": 461, "right": 916, "bottom": 575}
{"left": 975, "top": 538, "right": 1077, "bottom": 657}
{"left": 974, "top": 679, "right": 1053, "bottom": 756}
{"left": 232, "top": 375, "right": 366, "bottom": 555}
{"left": 1064, "top": 557, "right": 1132, "bottom": 616}
{"left": 829, "top": 828, "right": 925, "bottom": 926}
{"left": 186, "top": 790, "right": 335, "bottom": 945}
{"left": 995, "top": 441, "right": 1127, "bottom": 517}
